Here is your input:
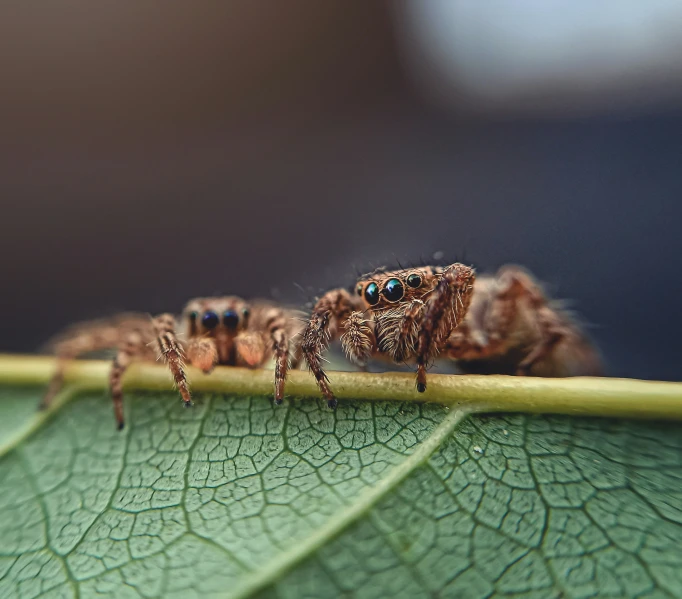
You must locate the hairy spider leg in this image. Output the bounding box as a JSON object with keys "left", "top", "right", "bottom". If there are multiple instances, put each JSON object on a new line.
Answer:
{"left": 40, "top": 314, "right": 150, "bottom": 410}
{"left": 415, "top": 264, "right": 475, "bottom": 392}
{"left": 302, "top": 289, "right": 363, "bottom": 408}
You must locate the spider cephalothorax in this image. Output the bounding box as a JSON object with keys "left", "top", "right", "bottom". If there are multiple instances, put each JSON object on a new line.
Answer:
{"left": 297, "top": 262, "right": 602, "bottom": 407}
{"left": 41, "top": 296, "right": 303, "bottom": 428}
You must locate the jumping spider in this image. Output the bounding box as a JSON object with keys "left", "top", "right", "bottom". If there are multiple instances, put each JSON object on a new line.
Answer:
{"left": 298, "top": 263, "right": 602, "bottom": 407}
{"left": 41, "top": 297, "right": 303, "bottom": 428}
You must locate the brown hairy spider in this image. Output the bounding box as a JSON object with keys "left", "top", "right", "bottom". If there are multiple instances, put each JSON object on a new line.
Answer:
{"left": 301, "top": 263, "right": 476, "bottom": 407}
{"left": 298, "top": 263, "right": 602, "bottom": 407}
{"left": 41, "top": 297, "right": 303, "bottom": 428}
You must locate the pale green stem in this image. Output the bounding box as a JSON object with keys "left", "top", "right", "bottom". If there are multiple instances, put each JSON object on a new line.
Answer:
{"left": 1, "top": 354, "right": 681, "bottom": 420}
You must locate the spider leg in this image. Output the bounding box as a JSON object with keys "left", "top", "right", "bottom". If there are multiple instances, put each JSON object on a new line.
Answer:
{"left": 301, "top": 289, "right": 363, "bottom": 408}
{"left": 109, "top": 329, "right": 154, "bottom": 430}
{"left": 152, "top": 313, "right": 192, "bottom": 406}
{"left": 232, "top": 305, "right": 296, "bottom": 405}
{"left": 271, "top": 326, "right": 290, "bottom": 405}
{"left": 110, "top": 313, "right": 190, "bottom": 430}
{"left": 416, "top": 264, "right": 475, "bottom": 392}
{"left": 257, "top": 305, "right": 299, "bottom": 405}
{"left": 40, "top": 314, "right": 149, "bottom": 410}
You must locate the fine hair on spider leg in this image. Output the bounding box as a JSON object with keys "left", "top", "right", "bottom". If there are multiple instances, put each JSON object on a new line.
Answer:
{"left": 301, "top": 287, "right": 362, "bottom": 408}
{"left": 413, "top": 264, "right": 475, "bottom": 392}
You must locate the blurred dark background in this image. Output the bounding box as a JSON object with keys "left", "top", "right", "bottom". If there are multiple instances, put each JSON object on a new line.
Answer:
{"left": 1, "top": 1, "right": 680, "bottom": 380}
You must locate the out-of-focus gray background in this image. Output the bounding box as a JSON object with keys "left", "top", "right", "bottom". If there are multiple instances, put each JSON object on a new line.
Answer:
{"left": 1, "top": 1, "right": 680, "bottom": 380}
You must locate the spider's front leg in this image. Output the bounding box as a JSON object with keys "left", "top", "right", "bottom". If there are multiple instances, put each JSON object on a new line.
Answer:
{"left": 151, "top": 313, "right": 192, "bottom": 406}
{"left": 110, "top": 313, "right": 193, "bottom": 429}
{"left": 301, "top": 289, "right": 364, "bottom": 408}
{"left": 416, "top": 264, "right": 475, "bottom": 392}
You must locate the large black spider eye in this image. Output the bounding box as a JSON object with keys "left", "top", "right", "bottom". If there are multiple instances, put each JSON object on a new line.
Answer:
{"left": 382, "top": 278, "right": 404, "bottom": 302}
{"left": 223, "top": 310, "right": 239, "bottom": 329}
{"left": 407, "top": 273, "right": 422, "bottom": 288}
{"left": 364, "top": 282, "right": 380, "bottom": 306}
{"left": 201, "top": 310, "right": 219, "bottom": 330}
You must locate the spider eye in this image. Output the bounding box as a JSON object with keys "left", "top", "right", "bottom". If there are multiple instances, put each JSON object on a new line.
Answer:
{"left": 242, "top": 307, "right": 250, "bottom": 319}
{"left": 188, "top": 311, "right": 198, "bottom": 321}
{"left": 223, "top": 310, "right": 239, "bottom": 329}
{"left": 382, "top": 278, "right": 404, "bottom": 302}
{"left": 364, "top": 282, "right": 380, "bottom": 306}
{"left": 201, "top": 310, "right": 219, "bottom": 329}
{"left": 407, "top": 273, "right": 422, "bottom": 288}
{"left": 356, "top": 283, "right": 363, "bottom": 296}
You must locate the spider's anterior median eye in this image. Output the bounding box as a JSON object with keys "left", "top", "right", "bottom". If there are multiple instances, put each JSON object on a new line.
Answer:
{"left": 407, "top": 273, "right": 422, "bottom": 288}
{"left": 201, "top": 310, "right": 219, "bottom": 329}
{"left": 364, "top": 282, "right": 380, "bottom": 306}
{"left": 382, "top": 278, "right": 404, "bottom": 302}
{"left": 223, "top": 310, "right": 239, "bottom": 329}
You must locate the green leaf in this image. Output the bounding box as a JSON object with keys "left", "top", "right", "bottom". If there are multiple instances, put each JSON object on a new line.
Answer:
{"left": 0, "top": 356, "right": 681, "bottom": 598}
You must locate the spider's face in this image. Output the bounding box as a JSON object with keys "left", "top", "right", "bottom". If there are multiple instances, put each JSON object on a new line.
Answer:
{"left": 183, "top": 296, "right": 251, "bottom": 337}
{"left": 354, "top": 267, "right": 440, "bottom": 311}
